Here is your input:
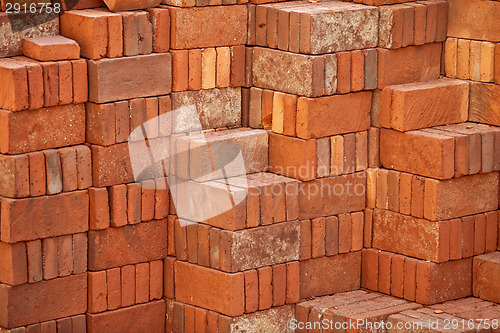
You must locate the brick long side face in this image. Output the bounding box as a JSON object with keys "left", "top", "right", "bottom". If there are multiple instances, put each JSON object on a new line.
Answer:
{"left": 1, "top": 0, "right": 500, "bottom": 331}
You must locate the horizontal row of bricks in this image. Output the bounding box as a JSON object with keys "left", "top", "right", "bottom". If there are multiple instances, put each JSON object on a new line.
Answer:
{"left": 295, "top": 290, "right": 422, "bottom": 333}
{"left": 248, "top": 0, "right": 447, "bottom": 52}
{"left": 188, "top": 173, "right": 300, "bottom": 230}
{"left": 163, "top": 0, "right": 249, "bottom": 8}
{"left": 88, "top": 260, "right": 163, "bottom": 313}
{"left": 372, "top": 209, "right": 499, "bottom": 263}
{"left": 171, "top": 259, "right": 300, "bottom": 316}
{"left": 378, "top": 0, "right": 447, "bottom": 49}
{"left": 0, "top": 57, "right": 87, "bottom": 112}
{"left": 0, "top": 233, "right": 87, "bottom": 286}
{"left": 18, "top": 315, "right": 86, "bottom": 333}
{"left": 60, "top": 8, "right": 170, "bottom": 59}
{"left": 246, "top": 86, "right": 371, "bottom": 138}
{"left": 171, "top": 45, "right": 246, "bottom": 91}
{"left": 380, "top": 124, "right": 500, "bottom": 180}
{"left": 445, "top": 38, "right": 500, "bottom": 84}
{"left": 299, "top": 211, "right": 366, "bottom": 261}
{"left": 173, "top": 218, "right": 298, "bottom": 272}
{"left": 89, "top": 179, "right": 170, "bottom": 230}
{"left": 367, "top": 168, "right": 499, "bottom": 221}
{"left": 362, "top": 248, "right": 472, "bottom": 305}
{"left": 0, "top": 145, "right": 91, "bottom": 199}
{"left": 87, "top": 95, "right": 172, "bottom": 146}
{"left": 249, "top": 47, "right": 378, "bottom": 95}
{"left": 267, "top": 131, "right": 370, "bottom": 181}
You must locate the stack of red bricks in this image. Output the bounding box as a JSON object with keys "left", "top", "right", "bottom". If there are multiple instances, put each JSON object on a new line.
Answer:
{"left": 1, "top": 0, "right": 500, "bottom": 331}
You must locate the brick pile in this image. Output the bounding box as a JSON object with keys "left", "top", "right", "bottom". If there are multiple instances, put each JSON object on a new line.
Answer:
{"left": 0, "top": 0, "right": 499, "bottom": 332}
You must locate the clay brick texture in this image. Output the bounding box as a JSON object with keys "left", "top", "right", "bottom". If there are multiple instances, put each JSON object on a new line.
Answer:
{"left": 1, "top": 0, "right": 500, "bottom": 331}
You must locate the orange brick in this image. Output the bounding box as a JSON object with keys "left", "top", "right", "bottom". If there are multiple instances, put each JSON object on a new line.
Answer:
{"left": 258, "top": 266, "right": 273, "bottom": 310}
{"left": 286, "top": 261, "right": 299, "bottom": 304}
{"left": 337, "top": 52, "right": 351, "bottom": 94}
{"left": 272, "top": 264, "right": 286, "bottom": 307}
{"left": 106, "top": 268, "right": 121, "bottom": 310}
{"left": 88, "top": 271, "right": 107, "bottom": 313}
{"left": 58, "top": 61, "right": 73, "bottom": 105}
{"left": 351, "top": 50, "right": 364, "bottom": 92}
{"left": 57, "top": 235, "right": 73, "bottom": 277}
{"left": 216, "top": 47, "right": 231, "bottom": 88}
{"left": 244, "top": 269, "right": 258, "bottom": 313}
{"left": 269, "top": 133, "right": 316, "bottom": 181}
{"left": 202, "top": 48, "right": 216, "bottom": 89}
{"left": 135, "top": 262, "right": 150, "bottom": 304}
{"left": 175, "top": 261, "right": 244, "bottom": 316}
{"left": 338, "top": 213, "right": 352, "bottom": 254}
{"left": 311, "top": 217, "right": 325, "bottom": 258}
{"left": 121, "top": 265, "right": 136, "bottom": 307}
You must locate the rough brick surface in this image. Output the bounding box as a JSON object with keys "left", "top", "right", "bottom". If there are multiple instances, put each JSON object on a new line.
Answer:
{"left": 22, "top": 36, "right": 80, "bottom": 61}
{"left": 88, "top": 219, "right": 168, "bottom": 270}
{"left": 473, "top": 252, "right": 500, "bottom": 303}
{"left": 169, "top": 5, "right": 247, "bottom": 49}
{"left": 381, "top": 78, "right": 469, "bottom": 131}
{"left": 0, "top": 191, "right": 89, "bottom": 243}
{"left": 88, "top": 53, "right": 172, "bottom": 103}
{"left": 0, "top": 274, "right": 87, "bottom": 329}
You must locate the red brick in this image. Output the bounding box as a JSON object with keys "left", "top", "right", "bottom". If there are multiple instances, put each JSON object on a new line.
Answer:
{"left": 71, "top": 60, "right": 88, "bottom": 104}
{"left": 474, "top": 213, "right": 486, "bottom": 255}
{"left": 0, "top": 59, "right": 29, "bottom": 111}
{"left": 216, "top": 47, "right": 231, "bottom": 88}
{"left": 423, "top": 173, "right": 499, "bottom": 221}
{"left": 473, "top": 252, "right": 500, "bottom": 303}
{"left": 57, "top": 235, "right": 73, "bottom": 277}
{"left": 230, "top": 45, "right": 246, "bottom": 87}
{"left": 187, "top": 49, "right": 202, "bottom": 91}
{"left": 0, "top": 104, "right": 85, "bottom": 155}
{"left": 91, "top": 143, "right": 133, "bottom": 187}
{"left": 378, "top": 43, "right": 442, "bottom": 88}
{"left": 0, "top": 274, "right": 87, "bottom": 329}
{"left": 361, "top": 248, "right": 379, "bottom": 291}
{"left": 88, "top": 54, "right": 171, "bottom": 103}
{"left": 380, "top": 128, "right": 455, "bottom": 180}
{"left": 336, "top": 51, "right": 351, "bottom": 94}
{"left": 88, "top": 271, "right": 107, "bottom": 313}
{"left": 351, "top": 50, "right": 365, "bottom": 92}
{"left": 311, "top": 217, "right": 325, "bottom": 258}
{"left": 416, "top": 258, "right": 472, "bottom": 305}
{"left": 379, "top": 5, "right": 403, "bottom": 49}
{"left": 175, "top": 261, "right": 244, "bottom": 316}
{"left": 382, "top": 79, "right": 468, "bottom": 132}
{"left": 141, "top": 180, "right": 155, "bottom": 222}
{"left": 147, "top": 8, "right": 170, "bottom": 53}
{"left": 338, "top": 213, "right": 352, "bottom": 254}
{"left": 88, "top": 219, "right": 168, "bottom": 270}
{"left": 135, "top": 262, "right": 150, "bottom": 304}
{"left": 391, "top": 253, "right": 405, "bottom": 298}
{"left": 325, "top": 216, "right": 339, "bottom": 256}
{"left": 373, "top": 209, "right": 450, "bottom": 263}
{"left": 449, "top": 218, "right": 463, "bottom": 260}
{"left": 298, "top": 173, "right": 366, "bottom": 220}
{"left": 172, "top": 50, "right": 188, "bottom": 92}
{"left": 44, "top": 149, "right": 62, "bottom": 195}
{"left": 299, "top": 219, "right": 312, "bottom": 261}
{"left": 41, "top": 62, "right": 59, "bottom": 107}
{"left": 243, "top": 270, "right": 258, "bottom": 313}
{"left": 86, "top": 102, "right": 115, "bottom": 146}
{"left": 149, "top": 260, "right": 163, "bottom": 301}
{"left": 87, "top": 300, "right": 165, "bottom": 333}
{"left": 58, "top": 147, "right": 78, "bottom": 192}
{"left": 469, "top": 82, "right": 500, "bottom": 127}
{"left": 0, "top": 154, "right": 29, "bottom": 199}
{"left": 258, "top": 266, "right": 273, "bottom": 310}
{"left": 378, "top": 251, "right": 391, "bottom": 294}
{"left": 23, "top": 36, "right": 80, "bottom": 62}
{"left": 447, "top": 0, "right": 500, "bottom": 43}
{"left": 26, "top": 240, "right": 43, "bottom": 283}
{"left": 57, "top": 317, "right": 72, "bottom": 333}
{"left": 42, "top": 237, "right": 58, "bottom": 280}
{"left": 296, "top": 92, "right": 371, "bottom": 139}
{"left": 40, "top": 320, "right": 56, "bottom": 333}
{"left": 121, "top": 264, "right": 136, "bottom": 307}
{"left": 403, "top": 257, "right": 417, "bottom": 301}
{"left": 89, "top": 187, "right": 110, "bottom": 230}
{"left": 0, "top": 242, "right": 27, "bottom": 286}
{"left": 269, "top": 133, "right": 316, "bottom": 181}
{"left": 170, "top": 5, "right": 247, "bottom": 49}
{"left": 57, "top": 61, "right": 73, "bottom": 106}
{"left": 286, "top": 261, "right": 299, "bottom": 304}
{"left": 106, "top": 268, "right": 121, "bottom": 310}
{"left": 0, "top": 11, "right": 59, "bottom": 58}
{"left": 1, "top": 191, "right": 88, "bottom": 243}
{"left": 60, "top": 10, "right": 109, "bottom": 59}
{"left": 272, "top": 264, "right": 286, "bottom": 307}
{"left": 127, "top": 183, "right": 142, "bottom": 224}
